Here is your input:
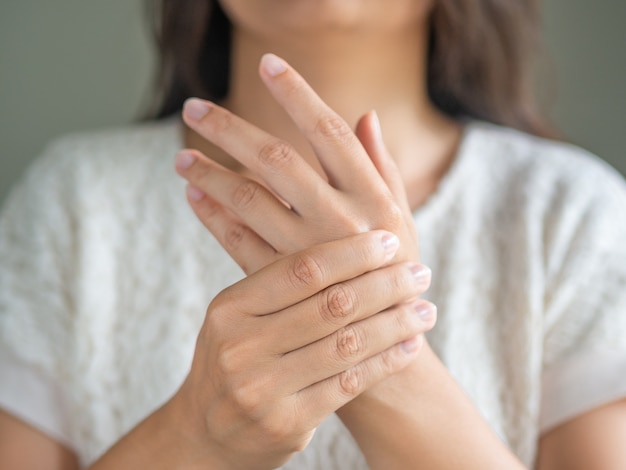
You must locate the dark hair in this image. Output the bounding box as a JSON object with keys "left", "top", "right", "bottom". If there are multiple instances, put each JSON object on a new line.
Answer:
{"left": 145, "top": 0, "right": 554, "bottom": 138}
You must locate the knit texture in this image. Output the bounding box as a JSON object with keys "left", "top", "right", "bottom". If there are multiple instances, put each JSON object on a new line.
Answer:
{"left": 1, "top": 118, "right": 625, "bottom": 468}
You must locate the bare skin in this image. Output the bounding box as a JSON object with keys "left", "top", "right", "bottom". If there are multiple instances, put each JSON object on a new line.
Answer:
{"left": 184, "top": 0, "right": 461, "bottom": 211}
{"left": 175, "top": 53, "right": 525, "bottom": 469}
{"left": 2, "top": 1, "right": 626, "bottom": 469}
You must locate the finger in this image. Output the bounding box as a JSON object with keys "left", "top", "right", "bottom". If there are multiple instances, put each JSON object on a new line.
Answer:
{"left": 355, "top": 111, "right": 411, "bottom": 212}
{"left": 280, "top": 300, "right": 436, "bottom": 393}
{"left": 176, "top": 149, "right": 301, "bottom": 253}
{"left": 181, "top": 99, "right": 331, "bottom": 216}
{"left": 184, "top": 184, "right": 279, "bottom": 275}
{"left": 295, "top": 334, "right": 424, "bottom": 430}
{"left": 355, "top": 111, "right": 420, "bottom": 261}
{"left": 258, "top": 53, "right": 384, "bottom": 191}
{"left": 262, "top": 262, "right": 432, "bottom": 353}
{"left": 218, "top": 230, "right": 400, "bottom": 316}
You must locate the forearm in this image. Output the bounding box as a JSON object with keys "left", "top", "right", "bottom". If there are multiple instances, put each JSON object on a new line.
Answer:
{"left": 338, "top": 342, "right": 526, "bottom": 470}
{"left": 87, "top": 391, "right": 224, "bottom": 470}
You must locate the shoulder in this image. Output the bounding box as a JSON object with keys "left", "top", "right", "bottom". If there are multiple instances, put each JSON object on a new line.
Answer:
{"left": 447, "top": 121, "right": 626, "bottom": 285}
{"left": 49, "top": 116, "right": 181, "bottom": 154}
{"left": 462, "top": 121, "right": 626, "bottom": 230}
{"left": 32, "top": 116, "right": 182, "bottom": 180}
{"left": 465, "top": 121, "right": 626, "bottom": 199}
{"left": 0, "top": 117, "right": 186, "bottom": 270}
{"left": 3, "top": 117, "right": 183, "bottom": 217}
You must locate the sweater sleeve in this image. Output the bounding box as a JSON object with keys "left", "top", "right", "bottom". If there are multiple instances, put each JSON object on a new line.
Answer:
{"left": 539, "top": 157, "right": 626, "bottom": 432}
{"left": 0, "top": 138, "right": 80, "bottom": 449}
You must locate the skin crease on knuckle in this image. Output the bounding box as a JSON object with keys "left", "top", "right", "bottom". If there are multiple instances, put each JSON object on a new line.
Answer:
{"left": 258, "top": 139, "right": 295, "bottom": 171}
{"left": 286, "top": 252, "right": 326, "bottom": 290}
{"left": 223, "top": 223, "right": 250, "bottom": 252}
{"left": 231, "top": 179, "right": 262, "bottom": 211}
{"left": 334, "top": 325, "right": 366, "bottom": 363}
{"left": 10, "top": 0, "right": 621, "bottom": 466}
{"left": 318, "top": 282, "right": 359, "bottom": 325}
{"left": 337, "top": 364, "right": 366, "bottom": 398}
{"left": 379, "top": 341, "right": 412, "bottom": 375}
{"left": 314, "top": 113, "right": 355, "bottom": 144}
{"left": 193, "top": 194, "right": 222, "bottom": 222}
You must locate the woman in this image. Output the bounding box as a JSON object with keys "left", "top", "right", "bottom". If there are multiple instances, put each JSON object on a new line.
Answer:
{"left": 1, "top": 0, "right": 625, "bottom": 468}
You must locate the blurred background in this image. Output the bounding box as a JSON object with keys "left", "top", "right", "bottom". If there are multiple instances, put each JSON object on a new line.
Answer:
{"left": 1, "top": 0, "right": 625, "bottom": 205}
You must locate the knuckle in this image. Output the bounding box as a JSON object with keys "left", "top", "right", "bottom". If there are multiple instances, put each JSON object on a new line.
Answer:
{"left": 314, "top": 114, "right": 353, "bottom": 142}
{"left": 338, "top": 365, "right": 365, "bottom": 397}
{"left": 379, "top": 347, "right": 401, "bottom": 375}
{"left": 216, "top": 343, "right": 243, "bottom": 377}
{"left": 232, "top": 180, "right": 261, "bottom": 210}
{"left": 367, "top": 201, "right": 404, "bottom": 236}
{"left": 196, "top": 196, "right": 221, "bottom": 219}
{"left": 230, "top": 378, "right": 264, "bottom": 418}
{"left": 224, "top": 223, "right": 248, "bottom": 251}
{"left": 216, "top": 335, "right": 260, "bottom": 379}
{"left": 288, "top": 253, "right": 325, "bottom": 288}
{"left": 382, "top": 204, "right": 404, "bottom": 231}
{"left": 335, "top": 210, "right": 369, "bottom": 234}
{"left": 205, "top": 298, "right": 231, "bottom": 337}
{"left": 334, "top": 326, "right": 365, "bottom": 361}
{"left": 258, "top": 139, "right": 294, "bottom": 170}
{"left": 319, "top": 283, "right": 358, "bottom": 324}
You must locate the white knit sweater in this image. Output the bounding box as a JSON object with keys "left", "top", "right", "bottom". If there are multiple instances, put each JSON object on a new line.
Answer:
{"left": 1, "top": 118, "right": 626, "bottom": 468}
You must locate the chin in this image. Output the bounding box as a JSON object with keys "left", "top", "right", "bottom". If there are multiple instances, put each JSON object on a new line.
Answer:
{"left": 218, "top": 0, "right": 432, "bottom": 38}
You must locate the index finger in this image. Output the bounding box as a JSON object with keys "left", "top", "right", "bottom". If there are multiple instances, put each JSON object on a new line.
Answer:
{"left": 258, "top": 53, "right": 384, "bottom": 191}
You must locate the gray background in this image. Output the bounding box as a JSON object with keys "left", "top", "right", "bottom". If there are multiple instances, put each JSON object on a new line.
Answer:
{"left": 1, "top": 1, "right": 625, "bottom": 205}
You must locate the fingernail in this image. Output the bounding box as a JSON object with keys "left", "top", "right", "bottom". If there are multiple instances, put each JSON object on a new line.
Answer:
{"left": 414, "top": 302, "right": 436, "bottom": 322}
{"left": 410, "top": 264, "right": 431, "bottom": 285}
{"left": 371, "top": 110, "right": 382, "bottom": 140}
{"left": 175, "top": 151, "right": 196, "bottom": 170}
{"left": 186, "top": 185, "right": 206, "bottom": 202}
{"left": 400, "top": 336, "right": 421, "bottom": 354}
{"left": 261, "top": 53, "right": 287, "bottom": 77}
{"left": 184, "top": 98, "right": 211, "bottom": 121}
{"left": 381, "top": 233, "right": 399, "bottom": 259}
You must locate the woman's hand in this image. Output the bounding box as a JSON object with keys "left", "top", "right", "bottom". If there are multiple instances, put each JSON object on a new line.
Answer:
{"left": 174, "top": 231, "right": 434, "bottom": 469}
{"left": 174, "top": 54, "right": 441, "bottom": 468}
{"left": 171, "top": 54, "right": 527, "bottom": 470}
{"left": 175, "top": 53, "right": 419, "bottom": 275}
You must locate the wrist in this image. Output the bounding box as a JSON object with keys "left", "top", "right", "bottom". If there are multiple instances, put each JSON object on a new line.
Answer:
{"left": 162, "top": 379, "right": 229, "bottom": 469}
{"left": 87, "top": 381, "right": 229, "bottom": 470}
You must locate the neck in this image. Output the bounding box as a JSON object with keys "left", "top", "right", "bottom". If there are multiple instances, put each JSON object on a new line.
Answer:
{"left": 185, "top": 23, "right": 462, "bottom": 209}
